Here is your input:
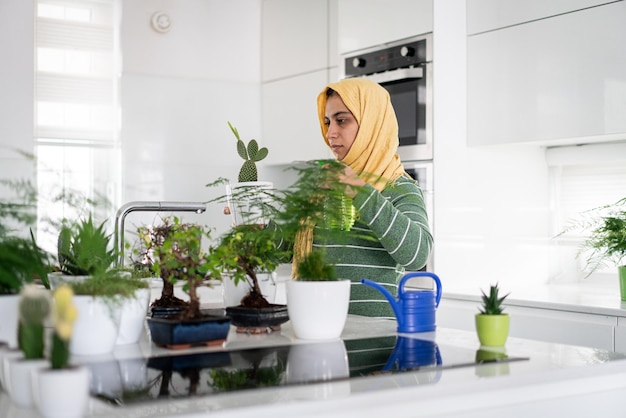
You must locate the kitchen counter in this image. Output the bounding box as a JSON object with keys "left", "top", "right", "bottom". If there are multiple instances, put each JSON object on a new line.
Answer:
{"left": 443, "top": 279, "right": 626, "bottom": 318}
{"left": 3, "top": 314, "right": 626, "bottom": 418}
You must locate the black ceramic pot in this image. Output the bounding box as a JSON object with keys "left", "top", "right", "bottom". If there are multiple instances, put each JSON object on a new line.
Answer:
{"left": 225, "top": 304, "right": 289, "bottom": 331}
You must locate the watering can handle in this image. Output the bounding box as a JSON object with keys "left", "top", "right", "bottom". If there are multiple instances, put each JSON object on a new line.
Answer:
{"left": 398, "top": 272, "right": 443, "bottom": 307}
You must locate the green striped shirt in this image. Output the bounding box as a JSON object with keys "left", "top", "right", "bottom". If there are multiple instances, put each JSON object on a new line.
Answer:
{"left": 313, "top": 176, "right": 433, "bottom": 318}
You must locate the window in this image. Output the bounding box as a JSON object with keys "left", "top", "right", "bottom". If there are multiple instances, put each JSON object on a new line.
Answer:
{"left": 548, "top": 142, "right": 626, "bottom": 281}
{"left": 35, "top": 0, "right": 120, "bottom": 252}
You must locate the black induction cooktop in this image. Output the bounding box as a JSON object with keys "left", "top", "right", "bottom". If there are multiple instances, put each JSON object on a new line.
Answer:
{"left": 88, "top": 335, "right": 528, "bottom": 406}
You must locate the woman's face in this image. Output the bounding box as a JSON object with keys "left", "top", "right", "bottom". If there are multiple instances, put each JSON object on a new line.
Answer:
{"left": 324, "top": 94, "right": 359, "bottom": 160}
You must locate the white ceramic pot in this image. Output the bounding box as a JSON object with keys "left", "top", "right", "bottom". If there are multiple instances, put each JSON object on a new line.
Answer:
{"left": 0, "top": 295, "right": 19, "bottom": 349}
{"left": 3, "top": 357, "right": 47, "bottom": 408}
{"left": 225, "top": 181, "right": 274, "bottom": 226}
{"left": 71, "top": 295, "right": 121, "bottom": 356}
{"left": 33, "top": 366, "right": 90, "bottom": 418}
{"left": 0, "top": 347, "right": 22, "bottom": 391}
{"left": 286, "top": 279, "right": 351, "bottom": 340}
{"left": 116, "top": 287, "right": 150, "bottom": 345}
{"left": 47, "top": 272, "right": 90, "bottom": 290}
{"left": 222, "top": 272, "right": 277, "bottom": 307}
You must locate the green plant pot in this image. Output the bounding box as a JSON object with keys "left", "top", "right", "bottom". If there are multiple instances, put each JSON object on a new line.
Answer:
{"left": 619, "top": 266, "right": 626, "bottom": 302}
{"left": 475, "top": 314, "right": 510, "bottom": 347}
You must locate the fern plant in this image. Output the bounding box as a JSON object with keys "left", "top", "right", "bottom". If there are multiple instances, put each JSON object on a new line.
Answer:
{"left": 228, "top": 121, "right": 268, "bottom": 182}
{"left": 478, "top": 283, "right": 509, "bottom": 315}
{"left": 562, "top": 197, "right": 626, "bottom": 276}
{"left": 295, "top": 250, "right": 337, "bottom": 282}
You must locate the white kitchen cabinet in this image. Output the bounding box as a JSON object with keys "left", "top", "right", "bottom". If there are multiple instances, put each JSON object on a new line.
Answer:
{"left": 438, "top": 298, "right": 617, "bottom": 351}
{"left": 467, "top": 1, "right": 626, "bottom": 147}
{"left": 261, "top": 70, "right": 332, "bottom": 165}
{"left": 614, "top": 317, "right": 626, "bottom": 353}
{"left": 261, "top": 0, "right": 328, "bottom": 82}
{"left": 337, "top": 0, "right": 432, "bottom": 54}
{"left": 467, "top": 0, "right": 615, "bottom": 35}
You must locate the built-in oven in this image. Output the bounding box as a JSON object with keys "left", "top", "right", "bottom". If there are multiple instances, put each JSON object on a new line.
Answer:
{"left": 340, "top": 33, "right": 433, "bottom": 162}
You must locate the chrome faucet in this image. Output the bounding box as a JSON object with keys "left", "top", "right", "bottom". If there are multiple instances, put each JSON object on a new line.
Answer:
{"left": 114, "top": 201, "right": 207, "bottom": 267}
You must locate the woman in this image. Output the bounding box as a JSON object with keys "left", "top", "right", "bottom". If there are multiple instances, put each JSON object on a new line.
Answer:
{"left": 294, "top": 77, "right": 433, "bottom": 318}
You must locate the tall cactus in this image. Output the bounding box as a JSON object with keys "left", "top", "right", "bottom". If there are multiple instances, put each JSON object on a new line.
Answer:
{"left": 228, "top": 121, "right": 269, "bottom": 182}
{"left": 50, "top": 285, "right": 78, "bottom": 369}
{"left": 18, "top": 285, "right": 51, "bottom": 359}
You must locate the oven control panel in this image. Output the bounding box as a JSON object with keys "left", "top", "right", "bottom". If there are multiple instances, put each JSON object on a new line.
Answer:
{"left": 344, "top": 37, "right": 428, "bottom": 77}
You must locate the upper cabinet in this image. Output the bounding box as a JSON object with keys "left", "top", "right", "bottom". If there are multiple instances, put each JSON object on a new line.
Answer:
{"left": 337, "top": 0, "right": 432, "bottom": 54}
{"left": 467, "top": 0, "right": 616, "bottom": 35}
{"left": 467, "top": 1, "right": 626, "bottom": 146}
{"left": 261, "top": 0, "right": 334, "bottom": 164}
{"left": 261, "top": 0, "right": 329, "bottom": 82}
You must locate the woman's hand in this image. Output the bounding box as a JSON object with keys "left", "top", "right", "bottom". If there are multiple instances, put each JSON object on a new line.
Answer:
{"left": 338, "top": 165, "right": 366, "bottom": 198}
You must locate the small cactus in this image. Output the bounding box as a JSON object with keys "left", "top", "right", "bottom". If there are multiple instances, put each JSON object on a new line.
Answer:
{"left": 50, "top": 285, "right": 78, "bottom": 369}
{"left": 228, "top": 121, "right": 268, "bottom": 182}
{"left": 18, "top": 285, "right": 51, "bottom": 359}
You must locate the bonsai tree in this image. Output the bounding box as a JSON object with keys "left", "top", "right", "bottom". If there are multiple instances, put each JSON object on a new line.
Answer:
{"left": 133, "top": 217, "right": 191, "bottom": 310}
{"left": 228, "top": 121, "right": 268, "bottom": 183}
{"left": 558, "top": 196, "right": 626, "bottom": 277}
{"left": 150, "top": 217, "right": 215, "bottom": 320}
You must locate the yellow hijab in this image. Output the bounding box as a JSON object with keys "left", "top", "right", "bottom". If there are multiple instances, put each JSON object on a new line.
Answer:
{"left": 292, "top": 78, "right": 406, "bottom": 278}
{"left": 316, "top": 77, "right": 406, "bottom": 191}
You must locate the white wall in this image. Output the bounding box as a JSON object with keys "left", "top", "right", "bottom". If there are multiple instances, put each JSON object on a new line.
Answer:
{"left": 120, "top": 0, "right": 263, "bottom": 237}
{"left": 0, "top": 0, "right": 35, "bottom": 187}
{"left": 432, "top": 0, "right": 552, "bottom": 293}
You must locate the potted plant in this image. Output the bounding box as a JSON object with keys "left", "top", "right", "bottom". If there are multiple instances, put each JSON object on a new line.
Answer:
{"left": 3, "top": 284, "right": 51, "bottom": 408}
{"left": 222, "top": 121, "right": 273, "bottom": 226}
{"left": 286, "top": 250, "right": 351, "bottom": 340}
{"left": 0, "top": 177, "right": 52, "bottom": 348}
{"left": 52, "top": 215, "right": 149, "bottom": 355}
{"left": 146, "top": 217, "right": 231, "bottom": 349}
{"left": 134, "top": 217, "right": 199, "bottom": 317}
{"left": 558, "top": 196, "right": 626, "bottom": 298}
{"left": 475, "top": 283, "right": 510, "bottom": 347}
{"left": 33, "top": 285, "right": 90, "bottom": 418}
{"left": 211, "top": 223, "right": 290, "bottom": 333}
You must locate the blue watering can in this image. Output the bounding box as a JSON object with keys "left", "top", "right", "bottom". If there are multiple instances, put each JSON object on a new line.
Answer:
{"left": 361, "top": 272, "right": 442, "bottom": 333}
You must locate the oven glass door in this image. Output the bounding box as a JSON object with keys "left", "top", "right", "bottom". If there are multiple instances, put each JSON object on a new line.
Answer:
{"left": 382, "top": 77, "right": 426, "bottom": 147}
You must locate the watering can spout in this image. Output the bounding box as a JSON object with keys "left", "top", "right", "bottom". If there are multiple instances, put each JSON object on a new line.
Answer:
{"left": 360, "top": 279, "right": 404, "bottom": 328}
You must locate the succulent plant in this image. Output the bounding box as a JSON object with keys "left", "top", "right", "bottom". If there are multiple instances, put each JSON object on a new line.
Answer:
{"left": 478, "top": 283, "right": 509, "bottom": 315}
{"left": 229, "top": 121, "right": 268, "bottom": 183}
{"left": 57, "top": 215, "right": 117, "bottom": 276}
{"left": 50, "top": 285, "right": 78, "bottom": 369}
{"left": 17, "top": 284, "right": 51, "bottom": 359}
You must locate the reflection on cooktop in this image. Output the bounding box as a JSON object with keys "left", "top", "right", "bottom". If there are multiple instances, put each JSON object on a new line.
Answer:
{"left": 88, "top": 336, "right": 529, "bottom": 406}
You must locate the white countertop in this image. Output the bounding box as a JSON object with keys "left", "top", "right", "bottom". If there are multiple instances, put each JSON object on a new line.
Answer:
{"left": 4, "top": 314, "right": 626, "bottom": 418}
{"left": 443, "top": 279, "right": 626, "bottom": 318}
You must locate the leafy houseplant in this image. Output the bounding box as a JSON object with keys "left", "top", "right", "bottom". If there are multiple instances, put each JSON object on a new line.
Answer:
{"left": 52, "top": 215, "right": 149, "bottom": 355}
{"left": 287, "top": 250, "right": 351, "bottom": 340}
{"left": 475, "top": 283, "right": 510, "bottom": 347}
{"left": 558, "top": 196, "right": 626, "bottom": 299}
